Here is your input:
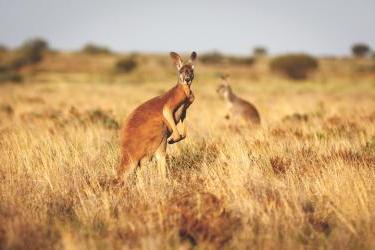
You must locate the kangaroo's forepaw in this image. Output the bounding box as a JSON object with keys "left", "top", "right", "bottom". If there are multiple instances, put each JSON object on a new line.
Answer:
{"left": 168, "top": 136, "right": 184, "bottom": 144}
{"left": 180, "top": 133, "right": 186, "bottom": 140}
{"left": 168, "top": 132, "right": 183, "bottom": 144}
{"left": 168, "top": 137, "right": 177, "bottom": 144}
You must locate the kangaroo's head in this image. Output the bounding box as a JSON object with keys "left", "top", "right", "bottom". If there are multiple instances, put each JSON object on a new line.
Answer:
{"left": 170, "top": 51, "right": 197, "bottom": 86}
{"left": 216, "top": 75, "right": 233, "bottom": 100}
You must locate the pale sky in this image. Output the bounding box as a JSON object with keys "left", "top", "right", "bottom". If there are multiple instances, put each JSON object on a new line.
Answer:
{"left": 0, "top": 0, "right": 374, "bottom": 55}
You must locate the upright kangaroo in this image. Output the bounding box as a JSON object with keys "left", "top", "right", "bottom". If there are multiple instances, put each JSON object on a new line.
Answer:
{"left": 117, "top": 51, "right": 197, "bottom": 181}
{"left": 216, "top": 75, "right": 261, "bottom": 125}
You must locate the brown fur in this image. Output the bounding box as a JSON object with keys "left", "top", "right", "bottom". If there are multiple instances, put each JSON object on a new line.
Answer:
{"left": 117, "top": 52, "right": 196, "bottom": 181}
{"left": 120, "top": 84, "right": 192, "bottom": 167}
{"left": 217, "top": 75, "right": 261, "bottom": 126}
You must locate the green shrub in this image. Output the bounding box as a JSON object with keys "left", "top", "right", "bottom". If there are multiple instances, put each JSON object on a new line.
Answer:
{"left": 253, "top": 47, "right": 267, "bottom": 57}
{"left": 0, "top": 71, "right": 23, "bottom": 83}
{"left": 17, "top": 38, "right": 48, "bottom": 62}
{"left": 227, "top": 56, "right": 255, "bottom": 66}
{"left": 270, "top": 54, "right": 318, "bottom": 80}
{"left": 7, "top": 38, "right": 49, "bottom": 69}
{"left": 356, "top": 64, "right": 375, "bottom": 73}
{"left": 200, "top": 51, "right": 225, "bottom": 64}
{"left": 115, "top": 55, "right": 138, "bottom": 73}
{"left": 81, "top": 43, "right": 111, "bottom": 55}
{"left": 200, "top": 51, "right": 254, "bottom": 65}
{"left": 351, "top": 43, "right": 370, "bottom": 58}
{"left": 0, "top": 63, "right": 23, "bottom": 83}
{"left": 0, "top": 45, "right": 8, "bottom": 52}
{"left": 87, "top": 109, "right": 119, "bottom": 129}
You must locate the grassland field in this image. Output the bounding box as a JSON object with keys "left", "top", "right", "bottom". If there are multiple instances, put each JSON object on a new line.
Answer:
{"left": 0, "top": 52, "right": 375, "bottom": 249}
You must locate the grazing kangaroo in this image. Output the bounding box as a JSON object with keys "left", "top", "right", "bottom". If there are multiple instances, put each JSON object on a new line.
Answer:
{"left": 117, "top": 51, "right": 197, "bottom": 181}
{"left": 216, "top": 75, "right": 261, "bottom": 125}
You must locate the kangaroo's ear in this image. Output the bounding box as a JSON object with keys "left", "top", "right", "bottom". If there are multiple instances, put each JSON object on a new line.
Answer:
{"left": 189, "top": 51, "right": 197, "bottom": 64}
{"left": 170, "top": 52, "right": 183, "bottom": 70}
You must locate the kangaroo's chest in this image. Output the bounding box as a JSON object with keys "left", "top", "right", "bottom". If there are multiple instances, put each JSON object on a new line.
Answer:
{"left": 173, "top": 103, "right": 187, "bottom": 122}
{"left": 173, "top": 91, "right": 194, "bottom": 122}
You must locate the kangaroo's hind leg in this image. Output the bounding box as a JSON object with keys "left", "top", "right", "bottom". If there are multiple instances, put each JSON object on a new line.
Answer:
{"left": 154, "top": 137, "right": 168, "bottom": 179}
{"left": 115, "top": 155, "right": 140, "bottom": 185}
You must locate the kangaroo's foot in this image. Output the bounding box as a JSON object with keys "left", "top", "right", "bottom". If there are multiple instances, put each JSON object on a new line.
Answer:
{"left": 115, "top": 161, "right": 139, "bottom": 186}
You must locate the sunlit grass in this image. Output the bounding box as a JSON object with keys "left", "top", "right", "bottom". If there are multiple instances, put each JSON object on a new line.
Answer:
{"left": 0, "top": 56, "right": 375, "bottom": 249}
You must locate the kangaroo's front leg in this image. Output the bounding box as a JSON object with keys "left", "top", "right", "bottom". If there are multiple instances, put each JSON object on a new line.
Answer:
{"left": 176, "top": 104, "right": 190, "bottom": 141}
{"left": 162, "top": 105, "right": 182, "bottom": 144}
{"left": 179, "top": 119, "right": 187, "bottom": 140}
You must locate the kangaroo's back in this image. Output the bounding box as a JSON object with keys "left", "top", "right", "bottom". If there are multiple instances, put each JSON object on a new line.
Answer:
{"left": 232, "top": 96, "right": 261, "bottom": 124}
{"left": 217, "top": 76, "right": 261, "bottom": 126}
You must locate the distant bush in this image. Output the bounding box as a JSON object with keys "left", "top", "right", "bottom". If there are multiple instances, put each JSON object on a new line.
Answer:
{"left": 355, "top": 64, "right": 375, "bottom": 73}
{"left": 227, "top": 56, "right": 255, "bottom": 66}
{"left": 253, "top": 47, "right": 267, "bottom": 57}
{"left": 8, "top": 38, "right": 49, "bottom": 69}
{"left": 68, "top": 107, "right": 119, "bottom": 129}
{"left": 0, "top": 70, "right": 23, "bottom": 83}
{"left": 270, "top": 54, "right": 318, "bottom": 80}
{"left": 81, "top": 43, "right": 111, "bottom": 55}
{"left": 200, "top": 51, "right": 254, "bottom": 65}
{"left": 115, "top": 55, "right": 138, "bottom": 73}
{"left": 87, "top": 109, "right": 119, "bottom": 129}
{"left": 351, "top": 43, "right": 370, "bottom": 58}
{"left": 22, "top": 38, "right": 48, "bottom": 49}
{"left": 0, "top": 45, "right": 8, "bottom": 52}
{"left": 200, "top": 51, "right": 225, "bottom": 64}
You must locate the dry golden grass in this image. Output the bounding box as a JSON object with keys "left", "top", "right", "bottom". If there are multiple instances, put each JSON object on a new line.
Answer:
{"left": 0, "top": 54, "right": 375, "bottom": 249}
